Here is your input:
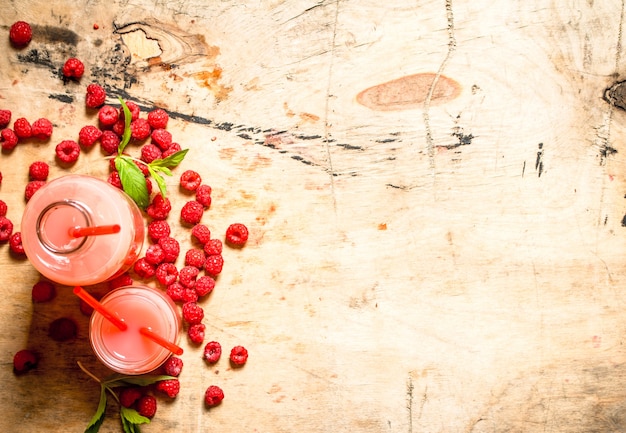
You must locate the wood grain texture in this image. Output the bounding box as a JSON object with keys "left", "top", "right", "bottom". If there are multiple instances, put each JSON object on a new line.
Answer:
{"left": 1, "top": 1, "right": 626, "bottom": 432}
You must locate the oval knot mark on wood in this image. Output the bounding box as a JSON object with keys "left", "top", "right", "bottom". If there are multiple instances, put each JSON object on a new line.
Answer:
{"left": 356, "top": 73, "right": 461, "bottom": 111}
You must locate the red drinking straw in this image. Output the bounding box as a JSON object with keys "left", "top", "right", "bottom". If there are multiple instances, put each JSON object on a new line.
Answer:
{"left": 72, "top": 286, "right": 127, "bottom": 331}
{"left": 140, "top": 327, "right": 184, "bottom": 356}
{"left": 69, "top": 224, "right": 121, "bottom": 238}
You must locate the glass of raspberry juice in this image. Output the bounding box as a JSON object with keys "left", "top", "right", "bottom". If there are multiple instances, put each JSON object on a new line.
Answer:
{"left": 21, "top": 175, "right": 144, "bottom": 286}
{"left": 90, "top": 285, "right": 181, "bottom": 374}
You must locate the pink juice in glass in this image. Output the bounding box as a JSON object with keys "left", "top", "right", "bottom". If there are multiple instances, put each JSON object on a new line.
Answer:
{"left": 90, "top": 285, "right": 181, "bottom": 374}
{"left": 21, "top": 175, "right": 144, "bottom": 286}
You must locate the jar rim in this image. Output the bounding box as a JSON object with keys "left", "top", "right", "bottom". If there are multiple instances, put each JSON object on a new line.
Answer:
{"left": 36, "top": 199, "right": 92, "bottom": 254}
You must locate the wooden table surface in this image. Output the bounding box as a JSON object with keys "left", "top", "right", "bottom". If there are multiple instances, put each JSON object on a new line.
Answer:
{"left": 2, "top": 1, "right": 626, "bottom": 432}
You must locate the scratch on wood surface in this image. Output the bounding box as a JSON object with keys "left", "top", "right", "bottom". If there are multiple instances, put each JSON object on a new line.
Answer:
{"left": 406, "top": 376, "right": 414, "bottom": 433}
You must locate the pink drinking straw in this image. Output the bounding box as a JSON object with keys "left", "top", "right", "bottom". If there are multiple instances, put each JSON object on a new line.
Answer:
{"left": 140, "top": 327, "right": 184, "bottom": 356}
{"left": 72, "top": 286, "right": 127, "bottom": 331}
{"left": 68, "top": 224, "right": 121, "bottom": 238}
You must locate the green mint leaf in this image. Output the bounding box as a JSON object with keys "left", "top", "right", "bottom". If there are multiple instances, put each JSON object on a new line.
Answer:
{"left": 105, "top": 374, "right": 176, "bottom": 388}
{"left": 121, "top": 406, "right": 151, "bottom": 426}
{"left": 147, "top": 165, "right": 168, "bottom": 199}
{"left": 120, "top": 412, "right": 139, "bottom": 433}
{"left": 116, "top": 156, "right": 150, "bottom": 209}
{"left": 118, "top": 98, "right": 132, "bottom": 154}
{"left": 84, "top": 386, "right": 107, "bottom": 433}
{"left": 149, "top": 149, "right": 189, "bottom": 169}
{"left": 150, "top": 165, "right": 173, "bottom": 177}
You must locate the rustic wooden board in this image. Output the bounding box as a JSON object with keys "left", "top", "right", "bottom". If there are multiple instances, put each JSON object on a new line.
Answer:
{"left": 1, "top": 1, "right": 626, "bottom": 432}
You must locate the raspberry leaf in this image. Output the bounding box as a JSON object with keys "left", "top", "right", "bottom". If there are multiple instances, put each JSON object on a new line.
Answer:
{"left": 147, "top": 164, "right": 168, "bottom": 199}
{"left": 116, "top": 155, "right": 150, "bottom": 209}
{"left": 84, "top": 386, "right": 107, "bottom": 433}
{"left": 118, "top": 98, "right": 132, "bottom": 154}
{"left": 149, "top": 149, "right": 189, "bottom": 168}
{"left": 121, "top": 406, "right": 150, "bottom": 433}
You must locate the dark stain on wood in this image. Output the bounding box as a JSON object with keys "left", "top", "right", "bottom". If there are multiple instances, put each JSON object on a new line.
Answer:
{"left": 32, "top": 25, "right": 79, "bottom": 45}
{"left": 603, "top": 79, "right": 626, "bottom": 111}
{"left": 357, "top": 73, "right": 461, "bottom": 111}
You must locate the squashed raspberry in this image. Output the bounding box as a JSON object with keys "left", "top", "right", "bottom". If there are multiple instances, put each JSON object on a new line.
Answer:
{"left": 13, "top": 117, "right": 32, "bottom": 139}
{"left": 85, "top": 83, "right": 106, "bottom": 108}
{"left": 151, "top": 128, "right": 172, "bottom": 150}
{"left": 130, "top": 118, "right": 151, "bottom": 141}
{"left": 184, "top": 249, "right": 205, "bottom": 268}
{"left": 78, "top": 125, "right": 102, "bottom": 147}
{"left": 9, "top": 232, "right": 25, "bottom": 255}
{"left": 119, "top": 387, "right": 142, "bottom": 408}
{"left": 133, "top": 257, "right": 156, "bottom": 279}
{"left": 157, "top": 236, "right": 180, "bottom": 263}
{"left": 195, "top": 276, "right": 216, "bottom": 297}
{"left": 225, "top": 223, "right": 249, "bottom": 247}
{"left": 229, "top": 345, "right": 248, "bottom": 366}
{"left": 204, "top": 385, "right": 224, "bottom": 407}
{"left": 191, "top": 224, "right": 211, "bottom": 245}
{"left": 100, "top": 130, "right": 120, "bottom": 154}
{"left": 98, "top": 105, "right": 119, "bottom": 127}
{"left": 13, "top": 349, "right": 38, "bottom": 374}
{"left": 147, "top": 219, "right": 171, "bottom": 242}
{"left": 1, "top": 128, "right": 19, "bottom": 150}
{"left": 31, "top": 118, "right": 53, "bottom": 140}
{"left": 48, "top": 317, "right": 78, "bottom": 341}
{"left": 137, "top": 395, "right": 157, "bottom": 418}
{"left": 55, "top": 139, "right": 80, "bottom": 163}
{"left": 203, "top": 341, "right": 222, "bottom": 363}
{"left": 163, "top": 356, "right": 183, "bottom": 377}
{"left": 187, "top": 323, "right": 205, "bottom": 344}
{"left": 146, "top": 194, "right": 172, "bottom": 220}
{"left": 166, "top": 282, "right": 185, "bottom": 302}
{"left": 62, "top": 57, "right": 85, "bottom": 79}
{"left": 179, "top": 170, "right": 201, "bottom": 191}
{"left": 0, "top": 200, "right": 7, "bottom": 216}
{"left": 147, "top": 108, "right": 169, "bottom": 129}
{"left": 0, "top": 109, "right": 11, "bottom": 128}
{"left": 203, "top": 239, "right": 222, "bottom": 256}
{"left": 108, "top": 273, "right": 133, "bottom": 290}
{"left": 156, "top": 379, "right": 180, "bottom": 398}
{"left": 32, "top": 280, "right": 56, "bottom": 302}
{"left": 140, "top": 143, "right": 162, "bottom": 163}
{"left": 0, "top": 216, "right": 13, "bottom": 242}
{"left": 144, "top": 244, "right": 166, "bottom": 265}
{"left": 9, "top": 21, "right": 32, "bottom": 47}
{"left": 204, "top": 254, "right": 224, "bottom": 277}
{"left": 161, "top": 142, "right": 181, "bottom": 158}
{"left": 25, "top": 180, "right": 45, "bottom": 201}
{"left": 182, "top": 302, "right": 204, "bottom": 325}
{"left": 178, "top": 265, "right": 199, "bottom": 288}
{"left": 195, "top": 184, "right": 212, "bottom": 207}
{"left": 28, "top": 161, "right": 49, "bottom": 181}
{"left": 155, "top": 262, "right": 178, "bottom": 286}
{"left": 180, "top": 200, "right": 203, "bottom": 225}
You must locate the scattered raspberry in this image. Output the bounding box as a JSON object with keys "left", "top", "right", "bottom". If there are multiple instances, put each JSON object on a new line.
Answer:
{"left": 32, "top": 280, "right": 56, "bottom": 302}
{"left": 62, "top": 57, "right": 85, "bottom": 79}
{"left": 107, "top": 171, "right": 122, "bottom": 189}
{"left": 151, "top": 129, "right": 172, "bottom": 150}
{"left": 85, "top": 83, "right": 106, "bottom": 108}
{"left": 156, "top": 379, "right": 180, "bottom": 398}
{"left": 161, "top": 142, "right": 181, "bottom": 158}
{"left": 112, "top": 119, "right": 125, "bottom": 137}
{"left": 166, "top": 282, "right": 185, "bottom": 302}
{"left": 28, "top": 161, "right": 49, "bottom": 181}
{"left": 0, "top": 216, "right": 14, "bottom": 241}
{"left": 79, "top": 299, "right": 94, "bottom": 316}
{"left": 1, "top": 128, "right": 19, "bottom": 150}
{"left": 140, "top": 143, "right": 162, "bottom": 163}
{"left": 31, "top": 118, "right": 53, "bottom": 140}
{"left": 25, "top": 180, "right": 45, "bottom": 201}
{"left": 195, "top": 184, "right": 212, "bottom": 207}
{"left": 100, "top": 130, "right": 120, "bottom": 154}
{"left": 13, "top": 117, "right": 32, "bottom": 139}
{"left": 204, "top": 385, "right": 224, "bottom": 407}
{"left": 195, "top": 276, "right": 216, "bottom": 297}
{"left": 203, "top": 239, "right": 222, "bottom": 256}
{"left": 184, "top": 249, "right": 205, "bottom": 268}
{"left": 163, "top": 356, "right": 183, "bottom": 377}
{"left": 146, "top": 194, "right": 172, "bottom": 220}
{"left": 133, "top": 257, "right": 156, "bottom": 279}
{"left": 119, "top": 387, "right": 143, "bottom": 408}
{"left": 182, "top": 302, "right": 204, "bottom": 325}
{"left": 0, "top": 171, "right": 2, "bottom": 184}
{"left": 204, "top": 254, "right": 224, "bottom": 277}
{"left": 78, "top": 125, "right": 102, "bottom": 147}
{"left": 93, "top": 23, "right": 99, "bottom": 30}
{"left": 13, "top": 349, "right": 38, "bottom": 374}
{"left": 55, "top": 139, "right": 80, "bottom": 163}
{"left": 9, "top": 21, "right": 32, "bottom": 47}
{"left": 156, "top": 262, "right": 178, "bottom": 286}
{"left": 178, "top": 265, "right": 199, "bottom": 288}
{"left": 229, "top": 345, "right": 249, "bottom": 366}
{"left": 225, "top": 223, "right": 249, "bottom": 247}
{"left": 98, "top": 105, "right": 119, "bottom": 127}
{"left": 0, "top": 109, "right": 11, "bottom": 128}
{"left": 182, "top": 287, "right": 198, "bottom": 303}
{"left": 180, "top": 200, "right": 204, "bottom": 225}
{"left": 108, "top": 272, "right": 133, "bottom": 290}
{"left": 137, "top": 395, "right": 157, "bottom": 418}
{"left": 9, "top": 232, "right": 25, "bottom": 255}
{"left": 191, "top": 224, "right": 211, "bottom": 244}
{"left": 203, "top": 341, "right": 222, "bottom": 364}
{"left": 179, "top": 170, "right": 201, "bottom": 192}
{"left": 0, "top": 200, "right": 8, "bottom": 216}
{"left": 130, "top": 118, "right": 151, "bottom": 141}
{"left": 187, "top": 323, "right": 205, "bottom": 344}
{"left": 144, "top": 244, "right": 166, "bottom": 265}
{"left": 134, "top": 160, "right": 150, "bottom": 177}
{"left": 157, "top": 236, "right": 180, "bottom": 262}
{"left": 120, "top": 101, "right": 140, "bottom": 122}
{"left": 147, "top": 220, "right": 171, "bottom": 242}
{"left": 48, "top": 317, "right": 78, "bottom": 341}
{"left": 147, "top": 108, "right": 169, "bottom": 129}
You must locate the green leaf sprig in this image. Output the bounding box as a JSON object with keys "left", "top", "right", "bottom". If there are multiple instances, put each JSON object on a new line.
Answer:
{"left": 115, "top": 99, "right": 188, "bottom": 209}
{"left": 79, "top": 362, "right": 175, "bottom": 433}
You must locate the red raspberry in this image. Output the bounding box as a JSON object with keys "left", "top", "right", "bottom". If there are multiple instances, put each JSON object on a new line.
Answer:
{"left": 112, "top": 119, "right": 125, "bottom": 137}
{"left": 31, "top": 118, "right": 53, "bottom": 140}
{"left": 146, "top": 194, "right": 172, "bottom": 220}
{"left": 9, "top": 232, "right": 24, "bottom": 255}
{"left": 13, "top": 117, "right": 32, "bottom": 139}
{"left": 182, "top": 287, "right": 198, "bottom": 303}
{"left": 107, "top": 171, "right": 122, "bottom": 189}
{"left": 147, "top": 219, "right": 170, "bottom": 242}
{"left": 0, "top": 171, "right": 2, "bottom": 184}
{"left": 151, "top": 129, "right": 172, "bottom": 150}
{"left": 163, "top": 356, "right": 183, "bottom": 377}
{"left": 147, "top": 108, "right": 169, "bottom": 129}
{"left": 229, "top": 345, "right": 248, "bottom": 366}
{"left": 9, "top": 21, "right": 32, "bottom": 47}
{"left": 144, "top": 244, "right": 166, "bottom": 265}
{"left": 203, "top": 239, "right": 222, "bottom": 256}
{"left": 179, "top": 170, "right": 201, "bottom": 191}
{"left": 156, "top": 379, "right": 180, "bottom": 398}
{"left": 204, "top": 385, "right": 224, "bottom": 407}
{"left": 0, "top": 109, "right": 11, "bottom": 128}
{"left": 1, "top": 128, "right": 19, "bottom": 150}
{"left": 203, "top": 341, "right": 222, "bottom": 363}
{"left": 137, "top": 395, "right": 157, "bottom": 418}
{"left": 140, "top": 143, "right": 162, "bottom": 163}
{"left": 184, "top": 249, "right": 205, "bottom": 268}
{"left": 0, "top": 216, "right": 13, "bottom": 242}
{"left": 0, "top": 200, "right": 7, "bottom": 216}
{"left": 120, "top": 101, "right": 140, "bottom": 122}
{"left": 133, "top": 257, "right": 156, "bottom": 279}
{"left": 62, "top": 58, "right": 85, "bottom": 79}
{"left": 85, "top": 83, "right": 106, "bottom": 108}
{"left": 55, "top": 139, "right": 80, "bottom": 163}
{"left": 180, "top": 200, "right": 204, "bottom": 225}
{"left": 157, "top": 236, "right": 180, "bottom": 262}
{"left": 78, "top": 125, "right": 102, "bottom": 147}
{"left": 108, "top": 272, "right": 133, "bottom": 290}
{"left": 79, "top": 299, "right": 94, "bottom": 316}
{"left": 100, "top": 130, "right": 120, "bottom": 154}
{"left": 13, "top": 349, "right": 38, "bottom": 374}
{"left": 134, "top": 160, "right": 150, "bottom": 176}
{"left": 191, "top": 224, "right": 211, "bottom": 244}
{"left": 225, "top": 223, "right": 249, "bottom": 247}
{"left": 28, "top": 161, "right": 49, "bottom": 181}
{"left": 161, "top": 142, "right": 181, "bottom": 158}
{"left": 182, "top": 302, "right": 204, "bottom": 325}
{"left": 204, "top": 254, "right": 224, "bottom": 277}
{"left": 131, "top": 118, "right": 151, "bottom": 141}
{"left": 195, "top": 276, "right": 216, "bottom": 297}
{"left": 178, "top": 266, "right": 199, "bottom": 288}
{"left": 98, "top": 105, "right": 119, "bottom": 127}
{"left": 48, "top": 317, "right": 78, "bottom": 341}
{"left": 156, "top": 262, "right": 178, "bottom": 286}
{"left": 187, "top": 323, "right": 205, "bottom": 344}
{"left": 166, "top": 282, "right": 185, "bottom": 302}
{"left": 119, "top": 387, "right": 142, "bottom": 408}
{"left": 195, "top": 184, "right": 212, "bottom": 207}
{"left": 32, "top": 280, "right": 56, "bottom": 302}
{"left": 25, "top": 180, "right": 45, "bottom": 201}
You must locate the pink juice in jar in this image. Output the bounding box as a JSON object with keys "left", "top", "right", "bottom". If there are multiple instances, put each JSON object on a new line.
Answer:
{"left": 90, "top": 285, "right": 181, "bottom": 374}
{"left": 21, "top": 175, "right": 144, "bottom": 286}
